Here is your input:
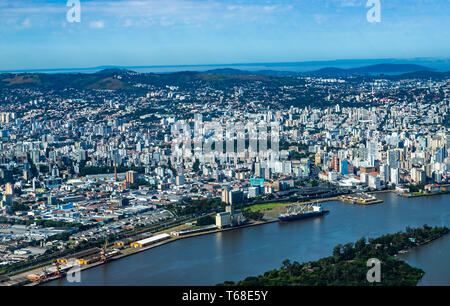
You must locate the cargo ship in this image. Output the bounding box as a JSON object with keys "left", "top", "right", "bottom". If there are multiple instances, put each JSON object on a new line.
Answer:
{"left": 278, "top": 203, "right": 329, "bottom": 222}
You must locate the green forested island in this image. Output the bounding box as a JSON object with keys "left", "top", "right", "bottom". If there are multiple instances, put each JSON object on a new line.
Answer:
{"left": 218, "top": 225, "right": 449, "bottom": 286}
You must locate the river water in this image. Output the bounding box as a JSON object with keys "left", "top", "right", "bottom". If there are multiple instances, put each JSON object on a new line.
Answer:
{"left": 47, "top": 192, "right": 450, "bottom": 286}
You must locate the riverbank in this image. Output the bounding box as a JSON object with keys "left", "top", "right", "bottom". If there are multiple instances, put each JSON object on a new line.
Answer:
{"left": 37, "top": 196, "right": 344, "bottom": 284}
{"left": 7, "top": 196, "right": 341, "bottom": 286}
{"left": 22, "top": 219, "right": 279, "bottom": 286}
{"left": 114, "top": 219, "right": 279, "bottom": 262}
{"left": 398, "top": 233, "right": 450, "bottom": 286}
{"left": 43, "top": 192, "right": 450, "bottom": 286}
{"left": 218, "top": 225, "right": 449, "bottom": 286}
{"left": 367, "top": 189, "right": 394, "bottom": 194}
{"left": 247, "top": 196, "right": 339, "bottom": 212}
{"left": 400, "top": 191, "right": 450, "bottom": 198}
{"left": 33, "top": 195, "right": 341, "bottom": 286}
{"left": 11, "top": 189, "right": 444, "bottom": 286}
{"left": 6, "top": 192, "right": 372, "bottom": 283}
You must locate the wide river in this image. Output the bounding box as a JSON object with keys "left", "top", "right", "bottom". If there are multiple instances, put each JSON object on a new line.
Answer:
{"left": 47, "top": 192, "right": 450, "bottom": 286}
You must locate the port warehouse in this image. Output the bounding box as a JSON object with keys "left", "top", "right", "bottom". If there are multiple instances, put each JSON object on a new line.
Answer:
{"left": 130, "top": 233, "right": 171, "bottom": 247}
{"left": 0, "top": 275, "right": 29, "bottom": 287}
{"left": 39, "top": 226, "right": 218, "bottom": 274}
{"left": 56, "top": 246, "right": 121, "bottom": 265}
{"left": 57, "top": 232, "right": 170, "bottom": 264}
{"left": 57, "top": 247, "right": 101, "bottom": 265}
{"left": 114, "top": 232, "right": 153, "bottom": 247}
{"left": 78, "top": 253, "right": 102, "bottom": 265}
{"left": 170, "top": 224, "right": 218, "bottom": 237}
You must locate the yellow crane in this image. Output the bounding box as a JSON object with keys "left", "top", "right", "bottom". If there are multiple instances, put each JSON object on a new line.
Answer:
{"left": 100, "top": 238, "right": 108, "bottom": 262}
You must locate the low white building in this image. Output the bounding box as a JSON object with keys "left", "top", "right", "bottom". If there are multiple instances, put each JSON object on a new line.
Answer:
{"left": 368, "top": 175, "right": 381, "bottom": 189}
{"left": 216, "top": 212, "right": 231, "bottom": 229}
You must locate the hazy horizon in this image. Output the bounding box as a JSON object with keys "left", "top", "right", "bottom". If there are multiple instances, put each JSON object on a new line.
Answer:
{"left": 1, "top": 0, "right": 449, "bottom": 71}
{"left": 2, "top": 57, "right": 450, "bottom": 74}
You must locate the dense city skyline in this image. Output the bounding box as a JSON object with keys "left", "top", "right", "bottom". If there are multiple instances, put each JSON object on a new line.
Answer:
{"left": 1, "top": 0, "right": 449, "bottom": 291}
{"left": 0, "top": 66, "right": 449, "bottom": 287}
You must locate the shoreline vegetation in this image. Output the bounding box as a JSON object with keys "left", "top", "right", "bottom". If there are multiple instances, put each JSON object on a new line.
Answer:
{"left": 400, "top": 191, "right": 450, "bottom": 198}
{"left": 399, "top": 184, "right": 450, "bottom": 198}
{"left": 217, "top": 225, "right": 449, "bottom": 286}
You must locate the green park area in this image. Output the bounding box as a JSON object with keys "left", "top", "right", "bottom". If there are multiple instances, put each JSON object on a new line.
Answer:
{"left": 246, "top": 202, "right": 290, "bottom": 212}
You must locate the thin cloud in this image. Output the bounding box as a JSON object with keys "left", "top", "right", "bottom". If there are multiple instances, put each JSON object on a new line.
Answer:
{"left": 21, "top": 18, "right": 31, "bottom": 28}
{"left": 314, "top": 14, "right": 328, "bottom": 25}
{"left": 334, "top": 0, "right": 363, "bottom": 7}
{"left": 0, "top": 0, "right": 296, "bottom": 29}
{"left": 89, "top": 20, "right": 104, "bottom": 29}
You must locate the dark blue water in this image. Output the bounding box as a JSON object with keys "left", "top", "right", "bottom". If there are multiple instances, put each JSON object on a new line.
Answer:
{"left": 47, "top": 192, "right": 450, "bottom": 286}
{"left": 399, "top": 232, "right": 450, "bottom": 286}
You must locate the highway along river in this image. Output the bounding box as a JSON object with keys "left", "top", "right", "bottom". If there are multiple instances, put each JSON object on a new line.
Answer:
{"left": 46, "top": 192, "right": 450, "bottom": 286}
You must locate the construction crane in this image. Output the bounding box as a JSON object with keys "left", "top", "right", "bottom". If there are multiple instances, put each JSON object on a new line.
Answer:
{"left": 41, "top": 267, "right": 48, "bottom": 280}
{"left": 53, "top": 259, "right": 62, "bottom": 276}
{"left": 100, "top": 238, "right": 108, "bottom": 262}
{"left": 27, "top": 261, "right": 63, "bottom": 283}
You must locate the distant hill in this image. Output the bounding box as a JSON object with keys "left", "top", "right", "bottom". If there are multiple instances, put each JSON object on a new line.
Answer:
{"left": 0, "top": 64, "right": 448, "bottom": 90}
{"left": 306, "top": 67, "right": 347, "bottom": 76}
{"left": 203, "top": 64, "right": 435, "bottom": 77}
{"left": 307, "top": 64, "right": 434, "bottom": 76}
{"left": 203, "top": 68, "right": 299, "bottom": 77}
{"left": 0, "top": 72, "right": 129, "bottom": 90}
{"left": 382, "top": 70, "right": 450, "bottom": 80}
{"left": 95, "top": 68, "right": 134, "bottom": 74}
{"left": 0, "top": 69, "right": 274, "bottom": 90}
{"left": 203, "top": 68, "right": 293, "bottom": 76}
{"left": 203, "top": 68, "right": 251, "bottom": 76}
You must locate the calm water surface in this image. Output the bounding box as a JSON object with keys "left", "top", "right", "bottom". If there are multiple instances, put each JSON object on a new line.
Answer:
{"left": 47, "top": 192, "right": 450, "bottom": 286}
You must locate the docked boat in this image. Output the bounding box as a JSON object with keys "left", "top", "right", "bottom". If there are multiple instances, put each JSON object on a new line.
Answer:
{"left": 278, "top": 203, "right": 329, "bottom": 222}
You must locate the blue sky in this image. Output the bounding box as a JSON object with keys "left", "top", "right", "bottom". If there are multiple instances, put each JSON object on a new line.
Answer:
{"left": 1, "top": 0, "right": 449, "bottom": 70}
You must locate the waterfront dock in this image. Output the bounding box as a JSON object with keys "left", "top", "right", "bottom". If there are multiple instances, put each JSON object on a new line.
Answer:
{"left": 35, "top": 193, "right": 450, "bottom": 286}
{"left": 12, "top": 219, "right": 278, "bottom": 286}
{"left": 339, "top": 193, "right": 383, "bottom": 205}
